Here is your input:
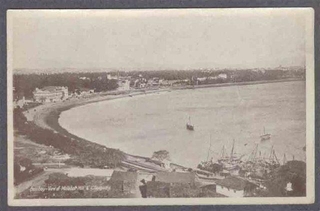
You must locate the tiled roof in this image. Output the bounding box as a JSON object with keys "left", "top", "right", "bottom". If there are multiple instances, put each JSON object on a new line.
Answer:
{"left": 109, "top": 171, "right": 138, "bottom": 182}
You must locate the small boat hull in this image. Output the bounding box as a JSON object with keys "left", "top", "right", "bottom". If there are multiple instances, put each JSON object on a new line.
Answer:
{"left": 260, "top": 134, "right": 271, "bottom": 141}
{"left": 186, "top": 124, "right": 194, "bottom": 131}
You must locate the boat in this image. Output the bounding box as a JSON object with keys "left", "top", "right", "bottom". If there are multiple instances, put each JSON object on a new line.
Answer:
{"left": 186, "top": 116, "right": 194, "bottom": 131}
{"left": 260, "top": 127, "right": 271, "bottom": 141}
{"left": 207, "top": 139, "right": 245, "bottom": 176}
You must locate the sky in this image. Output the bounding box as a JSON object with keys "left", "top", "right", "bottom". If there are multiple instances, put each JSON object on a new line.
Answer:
{"left": 9, "top": 9, "right": 309, "bottom": 72}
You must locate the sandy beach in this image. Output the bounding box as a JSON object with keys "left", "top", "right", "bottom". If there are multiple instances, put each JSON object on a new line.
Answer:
{"left": 22, "top": 78, "right": 304, "bottom": 163}
{"left": 24, "top": 88, "right": 170, "bottom": 131}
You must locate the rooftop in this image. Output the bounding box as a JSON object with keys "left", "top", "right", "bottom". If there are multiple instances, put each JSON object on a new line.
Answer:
{"left": 35, "top": 86, "right": 67, "bottom": 92}
{"left": 155, "top": 172, "right": 195, "bottom": 184}
{"left": 109, "top": 171, "right": 138, "bottom": 183}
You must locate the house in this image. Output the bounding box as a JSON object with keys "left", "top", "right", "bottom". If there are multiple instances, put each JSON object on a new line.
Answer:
{"left": 109, "top": 171, "right": 138, "bottom": 194}
{"left": 117, "top": 79, "right": 130, "bottom": 91}
{"left": 147, "top": 77, "right": 160, "bottom": 87}
{"left": 215, "top": 176, "right": 257, "bottom": 197}
{"left": 33, "top": 86, "right": 68, "bottom": 103}
{"left": 146, "top": 172, "right": 199, "bottom": 198}
{"left": 198, "top": 184, "right": 226, "bottom": 198}
{"left": 197, "top": 77, "right": 207, "bottom": 82}
{"left": 75, "top": 88, "right": 94, "bottom": 96}
{"left": 218, "top": 73, "right": 228, "bottom": 79}
{"left": 107, "top": 74, "right": 119, "bottom": 80}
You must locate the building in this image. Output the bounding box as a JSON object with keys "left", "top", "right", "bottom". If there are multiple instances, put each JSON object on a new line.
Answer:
{"left": 218, "top": 73, "right": 228, "bottom": 79}
{"left": 199, "top": 184, "right": 226, "bottom": 197}
{"left": 147, "top": 77, "right": 160, "bottom": 87}
{"left": 75, "top": 88, "right": 94, "bottom": 96}
{"left": 133, "top": 78, "right": 147, "bottom": 89}
{"left": 33, "top": 86, "right": 68, "bottom": 103}
{"left": 107, "top": 74, "right": 119, "bottom": 80}
{"left": 117, "top": 79, "right": 130, "bottom": 91}
{"left": 109, "top": 171, "right": 138, "bottom": 194}
{"left": 215, "top": 176, "right": 257, "bottom": 197}
{"left": 146, "top": 172, "right": 199, "bottom": 198}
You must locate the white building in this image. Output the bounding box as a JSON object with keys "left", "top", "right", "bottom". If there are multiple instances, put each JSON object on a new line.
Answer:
{"left": 13, "top": 96, "right": 26, "bottom": 108}
{"left": 107, "top": 74, "right": 119, "bottom": 80}
{"left": 33, "top": 86, "right": 68, "bottom": 103}
{"left": 197, "top": 77, "right": 207, "bottom": 82}
{"left": 218, "top": 73, "right": 228, "bottom": 79}
{"left": 117, "top": 80, "right": 130, "bottom": 91}
{"left": 215, "top": 176, "right": 257, "bottom": 197}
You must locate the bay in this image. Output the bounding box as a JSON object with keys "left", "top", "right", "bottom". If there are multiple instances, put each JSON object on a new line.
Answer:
{"left": 59, "top": 81, "right": 306, "bottom": 168}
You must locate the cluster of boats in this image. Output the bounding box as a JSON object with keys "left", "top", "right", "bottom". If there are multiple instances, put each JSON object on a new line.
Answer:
{"left": 195, "top": 128, "right": 285, "bottom": 185}
{"left": 186, "top": 118, "right": 304, "bottom": 187}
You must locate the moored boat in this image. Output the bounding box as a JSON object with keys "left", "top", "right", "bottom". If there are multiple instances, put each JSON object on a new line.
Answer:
{"left": 260, "top": 127, "right": 271, "bottom": 141}
{"left": 186, "top": 116, "right": 194, "bottom": 131}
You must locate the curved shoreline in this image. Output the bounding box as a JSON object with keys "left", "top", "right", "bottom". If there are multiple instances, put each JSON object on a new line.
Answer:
{"left": 25, "top": 78, "right": 304, "bottom": 160}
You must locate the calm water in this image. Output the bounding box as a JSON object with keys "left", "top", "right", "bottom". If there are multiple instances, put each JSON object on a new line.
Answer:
{"left": 59, "top": 81, "right": 306, "bottom": 167}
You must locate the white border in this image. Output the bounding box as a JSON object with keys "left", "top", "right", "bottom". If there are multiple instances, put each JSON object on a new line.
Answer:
{"left": 7, "top": 8, "right": 315, "bottom": 206}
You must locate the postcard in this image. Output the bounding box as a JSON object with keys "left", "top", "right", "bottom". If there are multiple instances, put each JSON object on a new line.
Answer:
{"left": 7, "top": 8, "right": 315, "bottom": 206}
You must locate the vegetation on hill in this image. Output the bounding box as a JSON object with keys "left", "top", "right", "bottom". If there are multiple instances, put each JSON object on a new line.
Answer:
{"left": 14, "top": 108, "right": 125, "bottom": 170}
{"left": 13, "top": 72, "right": 119, "bottom": 99}
{"left": 258, "top": 160, "right": 306, "bottom": 197}
{"left": 13, "top": 68, "right": 305, "bottom": 99}
{"left": 151, "top": 150, "right": 171, "bottom": 161}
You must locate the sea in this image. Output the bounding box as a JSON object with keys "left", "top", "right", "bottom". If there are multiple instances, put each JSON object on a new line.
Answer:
{"left": 59, "top": 81, "right": 306, "bottom": 168}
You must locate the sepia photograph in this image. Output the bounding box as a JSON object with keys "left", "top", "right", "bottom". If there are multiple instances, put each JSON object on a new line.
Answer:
{"left": 7, "top": 8, "right": 314, "bottom": 206}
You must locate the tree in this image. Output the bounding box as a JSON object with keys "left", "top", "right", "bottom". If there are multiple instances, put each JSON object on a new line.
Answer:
{"left": 151, "top": 150, "right": 170, "bottom": 161}
{"left": 263, "top": 161, "right": 306, "bottom": 197}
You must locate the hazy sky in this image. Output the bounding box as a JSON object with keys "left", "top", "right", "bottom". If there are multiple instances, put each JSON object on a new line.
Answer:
{"left": 9, "top": 9, "right": 308, "bottom": 71}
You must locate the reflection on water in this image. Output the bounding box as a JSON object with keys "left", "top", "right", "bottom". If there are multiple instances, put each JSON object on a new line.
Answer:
{"left": 59, "top": 81, "right": 306, "bottom": 167}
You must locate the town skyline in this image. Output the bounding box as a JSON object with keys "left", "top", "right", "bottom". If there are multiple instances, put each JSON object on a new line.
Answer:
{"left": 13, "top": 65, "right": 306, "bottom": 75}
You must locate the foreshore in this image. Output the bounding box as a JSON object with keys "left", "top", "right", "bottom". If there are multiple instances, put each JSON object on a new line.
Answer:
{"left": 23, "top": 78, "right": 304, "bottom": 162}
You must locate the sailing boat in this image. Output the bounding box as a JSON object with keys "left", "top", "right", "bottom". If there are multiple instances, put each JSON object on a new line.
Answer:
{"left": 186, "top": 116, "right": 194, "bottom": 131}
{"left": 260, "top": 127, "right": 271, "bottom": 141}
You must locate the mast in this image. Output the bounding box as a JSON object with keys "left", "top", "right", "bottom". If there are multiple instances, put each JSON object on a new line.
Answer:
{"left": 230, "top": 139, "right": 235, "bottom": 160}
{"left": 206, "top": 134, "right": 212, "bottom": 162}
{"left": 283, "top": 153, "right": 287, "bottom": 165}
{"left": 221, "top": 145, "right": 225, "bottom": 159}
{"left": 273, "top": 150, "right": 280, "bottom": 165}
{"left": 248, "top": 143, "right": 258, "bottom": 162}
{"left": 269, "top": 145, "right": 274, "bottom": 162}
{"left": 253, "top": 144, "right": 258, "bottom": 162}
